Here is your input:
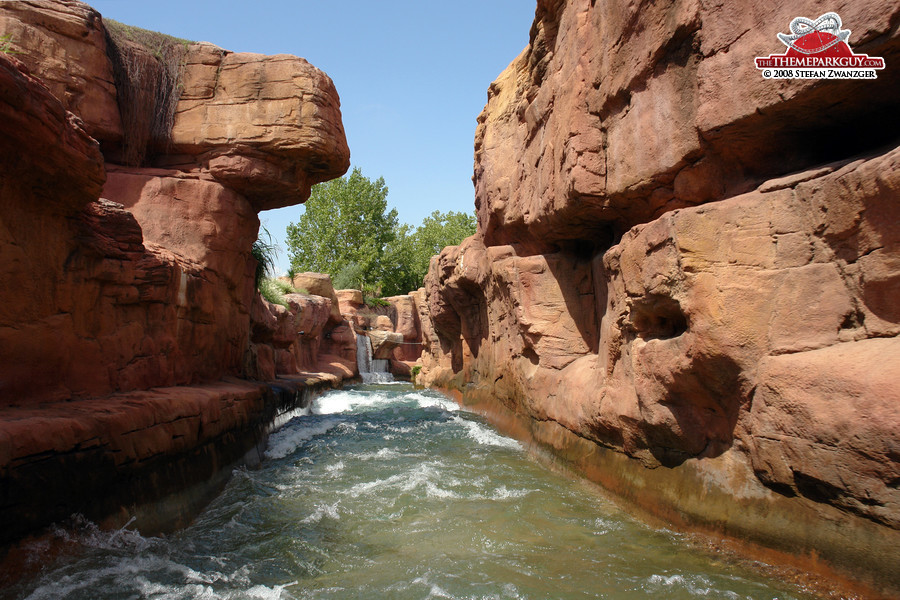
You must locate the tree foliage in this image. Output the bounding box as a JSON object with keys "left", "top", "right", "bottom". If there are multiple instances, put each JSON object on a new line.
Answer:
{"left": 286, "top": 167, "right": 397, "bottom": 291}
{"left": 286, "top": 168, "right": 477, "bottom": 298}
{"left": 381, "top": 210, "right": 476, "bottom": 296}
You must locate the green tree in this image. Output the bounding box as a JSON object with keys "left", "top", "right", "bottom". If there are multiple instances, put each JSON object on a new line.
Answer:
{"left": 412, "top": 210, "right": 477, "bottom": 278}
{"left": 286, "top": 167, "right": 398, "bottom": 291}
{"left": 380, "top": 210, "right": 477, "bottom": 296}
{"left": 381, "top": 224, "right": 417, "bottom": 296}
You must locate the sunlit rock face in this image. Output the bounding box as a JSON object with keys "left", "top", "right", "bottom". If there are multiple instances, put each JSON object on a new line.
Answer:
{"left": 472, "top": 0, "right": 899, "bottom": 252}
{"left": 418, "top": 0, "right": 900, "bottom": 593}
{"left": 0, "top": 0, "right": 122, "bottom": 144}
{"left": 172, "top": 47, "right": 350, "bottom": 209}
{"left": 0, "top": 0, "right": 351, "bottom": 402}
{"left": 0, "top": 0, "right": 352, "bottom": 545}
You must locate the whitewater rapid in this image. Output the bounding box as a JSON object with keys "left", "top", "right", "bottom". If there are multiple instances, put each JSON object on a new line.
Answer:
{"left": 4, "top": 384, "right": 814, "bottom": 600}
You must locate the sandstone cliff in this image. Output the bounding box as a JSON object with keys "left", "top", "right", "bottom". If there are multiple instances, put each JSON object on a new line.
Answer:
{"left": 418, "top": 0, "right": 900, "bottom": 595}
{"left": 0, "top": 0, "right": 353, "bottom": 545}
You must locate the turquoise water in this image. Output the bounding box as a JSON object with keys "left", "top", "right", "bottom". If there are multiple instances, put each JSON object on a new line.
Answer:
{"left": 5, "top": 383, "right": 814, "bottom": 599}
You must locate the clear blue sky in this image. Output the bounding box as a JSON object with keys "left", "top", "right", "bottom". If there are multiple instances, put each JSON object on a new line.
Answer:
{"left": 87, "top": 0, "right": 535, "bottom": 275}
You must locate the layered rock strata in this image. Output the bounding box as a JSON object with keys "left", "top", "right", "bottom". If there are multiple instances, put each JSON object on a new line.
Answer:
{"left": 329, "top": 289, "right": 424, "bottom": 378}
{"left": 0, "top": 0, "right": 351, "bottom": 544}
{"left": 249, "top": 273, "right": 358, "bottom": 382}
{"left": 419, "top": 0, "right": 900, "bottom": 595}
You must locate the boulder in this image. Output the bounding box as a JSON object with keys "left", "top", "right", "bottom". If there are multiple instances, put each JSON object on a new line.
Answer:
{"left": 336, "top": 289, "right": 364, "bottom": 311}
{"left": 173, "top": 49, "right": 350, "bottom": 208}
{"left": 373, "top": 315, "right": 393, "bottom": 332}
{"left": 368, "top": 330, "right": 403, "bottom": 360}
{"left": 292, "top": 272, "right": 342, "bottom": 325}
{"left": 0, "top": 0, "right": 122, "bottom": 143}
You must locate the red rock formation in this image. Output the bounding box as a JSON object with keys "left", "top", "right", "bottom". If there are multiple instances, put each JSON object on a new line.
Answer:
{"left": 291, "top": 272, "right": 343, "bottom": 325}
{"left": 0, "top": 0, "right": 350, "bottom": 544}
{"left": 0, "top": 0, "right": 122, "bottom": 143}
{"left": 386, "top": 294, "right": 423, "bottom": 364}
{"left": 0, "top": 0, "right": 350, "bottom": 402}
{"left": 474, "top": 0, "right": 900, "bottom": 252}
{"left": 419, "top": 0, "right": 900, "bottom": 594}
{"left": 329, "top": 290, "right": 423, "bottom": 377}
{"left": 173, "top": 47, "right": 349, "bottom": 208}
{"left": 247, "top": 283, "right": 355, "bottom": 381}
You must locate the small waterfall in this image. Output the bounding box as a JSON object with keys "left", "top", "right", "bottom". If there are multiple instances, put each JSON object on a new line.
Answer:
{"left": 356, "top": 334, "right": 394, "bottom": 383}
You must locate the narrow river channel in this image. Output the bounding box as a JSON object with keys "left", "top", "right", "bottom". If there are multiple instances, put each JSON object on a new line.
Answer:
{"left": 8, "top": 383, "right": 815, "bottom": 599}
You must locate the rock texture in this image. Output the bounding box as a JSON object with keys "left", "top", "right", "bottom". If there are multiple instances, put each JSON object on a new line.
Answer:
{"left": 0, "top": 0, "right": 352, "bottom": 545}
{"left": 173, "top": 47, "right": 349, "bottom": 209}
{"left": 419, "top": 0, "right": 900, "bottom": 594}
{"left": 0, "top": 0, "right": 350, "bottom": 403}
{"left": 290, "top": 272, "right": 344, "bottom": 325}
{"left": 474, "top": 0, "right": 900, "bottom": 252}
{"left": 0, "top": 0, "right": 121, "bottom": 143}
{"left": 326, "top": 290, "right": 424, "bottom": 377}
{"left": 247, "top": 275, "right": 357, "bottom": 382}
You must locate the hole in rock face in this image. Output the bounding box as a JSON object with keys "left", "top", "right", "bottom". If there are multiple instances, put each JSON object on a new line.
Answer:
{"left": 840, "top": 309, "right": 865, "bottom": 330}
{"left": 793, "top": 471, "right": 843, "bottom": 504}
{"left": 629, "top": 295, "right": 688, "bottom": 340}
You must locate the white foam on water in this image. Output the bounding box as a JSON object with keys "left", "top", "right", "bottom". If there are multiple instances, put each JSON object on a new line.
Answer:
{"left": 47, "top": 514, "right": 152, "bottom": 553}
{"left": 24, "top": 527, "right": 297, "bottom": 600}
{"left": 355, "top": 447, "right": 406, "bottom": 461}
{"left": 452, "top": 415, "right": 522, "bottom": 450}
{"left": 406, "top": 463, "right": 462, "bottom": 499}
{"left": 411, "top": 392, "right": 460, "bottom": 413}
{"left": 24, "top": 554, "right": 201, "bottom": 600}
{"left": 243, "top": 583, "right": 297, "bottom": 599}
{"left": 136, "top": 579, "right": 296, "bottom": 600}
{"left": 135, "top": 580, "right": 211, "bottom": 600}
{"left": 592, "top": 516, "right": 624, "bottom": 535}
{"left": 311, "top": 390, "right": 395, "bottom": 415}
{"left": 488, "top": 485, "right": 530, "bottom": 500}
{"left": 265, "top": 418, "right": 342, "bottom": 459}
{"left": 347, "top": 462, "right": 460, "bottom": 500}
{"left": 646, "top": 573, "right": 743, "bottom": 598}
{"left": 267, "top": 405, "right": 311, "bottom": 435}
{"left": 302, "top": 502, "right": 341, "bottom": 524}
{"left": 422, "top": 481, "right": 460, "bottom": 499}
{"left": 410, "top": 574, "right": 455, "bottom": 600}
{"left": 325, "top": 460, "right": 345, "bottom": 473}
{"left": 347, "top": 472, "right": 406, "bottom": 498}
{"left": 380, "top": 422, "right": 434, "bottom": 437}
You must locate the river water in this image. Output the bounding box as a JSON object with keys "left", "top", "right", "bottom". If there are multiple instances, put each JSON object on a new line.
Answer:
{"left": 6, "top": 383, "right": 815, "bottom": 600}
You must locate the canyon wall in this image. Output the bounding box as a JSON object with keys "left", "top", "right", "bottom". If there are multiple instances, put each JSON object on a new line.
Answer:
{"left": 0, "top": 0, "right": 358, "bottom": 544}
{"left": 418, "top": 0, "right": 900, "bottom": 594}
{"left": 0, "top": 0, "right": 351, "bottom": 402}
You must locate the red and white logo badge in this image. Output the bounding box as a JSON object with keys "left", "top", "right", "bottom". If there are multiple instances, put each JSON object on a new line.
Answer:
{"left": 756, "top": 12, "right": 885, "bottom": 79}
